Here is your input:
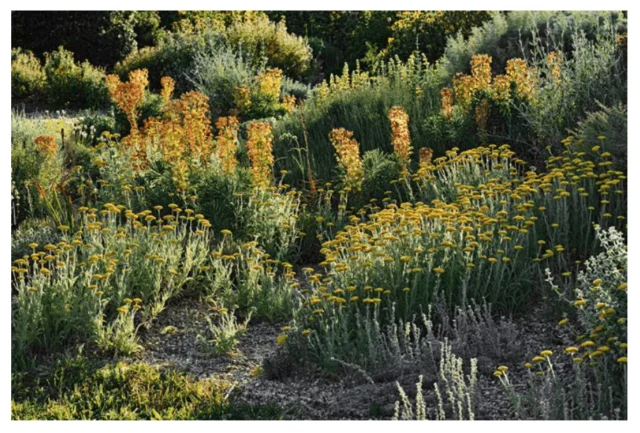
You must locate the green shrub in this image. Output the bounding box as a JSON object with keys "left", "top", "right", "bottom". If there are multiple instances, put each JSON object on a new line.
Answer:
{"left": 272, "top": 55, "right": 443, "bottom": 184}
{"left": 202, "top": 239, "right": 298, "bottom": 321}
{"left": 361, "top": 149, "right": 403, "bottom": 204}
{"left": 11, "top": 48, "right": 46, "bottom": 100}
{"left": 11, "top": 205, "right": 212, "bottom": 365}
{"left": 381, "top": 11, "right": 491, "bottom": 65}
{"left": 569, "top": 103, "right": 627, "bottom": 171}
{"left": 198, "top": 166, "right": 253, "bottom": 237}
{"left": 225, "top": 15, "right": 312, "bottom": 79}
{"left": 116, "top": 16, "right": 312, "bottom": 93}
{"left": 438, "top": 11, "right": 627, "bottom": 83}
{"left": 43, "top": 47, "right": 110, "bottom": 109}
{"left": 11, "top": 111, "right": 68, "bottom": 225}
{"left": 11, "top": 218, "right": 59, "bottom": 262}
{"left": 515, "top": 25, "right": 627, "bottom": 149}
{"left": 190, "top": 43, "right": 265, "bottom": 118}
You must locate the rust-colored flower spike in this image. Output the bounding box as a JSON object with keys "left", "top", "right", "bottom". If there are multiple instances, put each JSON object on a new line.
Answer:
{"left": 471, "top": 54, "right": 492, "bottom": 90}
{"left": 106, "top": 68, "right": 149, "bottom": 133}
{"left": 453, "top": 73, "right": 474, "bottom": 110}
{"left": 506, "top": 58, "right": 536, "bottom": 100}
{"left": 281, "top": 94, "right": 296, "bottom": 113}
{"left": 160, "top": 76, "right": 175, "bottom": 102}
{"left": 440, "top": 87, "right": 454, "bottom": 120}
{"left": 246, "top": 121, "right": 275, "bottom": 187}
{"left": 34, "top": 135, "right": 58, "bottom": 155}
{"left": 475, "top": 98, "right": 490, "bottom": 135}
{"left": 491, "top": 75, "right": 511, "bottom": 101}
{"left": 329, "top": 128, "right": 364, "bottom": 190}
{"left": 388, "top": 106, "right": 412, "bottom": 167}
{"left": 214, "top": 116, "right": 240, "bottom": 174}
{"left": 419, "top": 147, "right": 433, "bottom": 166}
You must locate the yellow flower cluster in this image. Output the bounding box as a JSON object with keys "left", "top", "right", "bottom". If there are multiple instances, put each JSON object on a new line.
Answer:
{"left": 233, "top": 85, "right": 252, "bottom": 112}
{"left": 256, "top": 68, "right": 283, "bottom": 102}
{"left": 246, "top": 122, "right": 275, "bottom": 187}
{"left": 281, "top": 94, "right": 296, "bottom": 113}
{"left": 329, "top": 128, "right": 364, "bottom": 190}
{"left": 388, "top": 106, "right": 412, "bottom": 167}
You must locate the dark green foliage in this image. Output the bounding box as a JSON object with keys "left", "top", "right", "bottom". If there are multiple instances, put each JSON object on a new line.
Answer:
{"left": 43, "top": 47, "right": 110, "bottom": 109}
{"left": 12, "top": 11, "right": 162, "bottom": 68}
{"left": 11, "top": 48, "right": 46, "bottom": 100}
{"left": 197, "top": 168, "right": 253, "bottom": 237}
{"left": 570, "top": 103, "right": 627, "bottom": 170}
{"left": 361, "top": 149, "right": 402, "bottom": 204}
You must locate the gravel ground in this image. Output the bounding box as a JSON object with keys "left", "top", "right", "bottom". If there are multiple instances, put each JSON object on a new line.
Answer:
{"left": 126, "top": 295, "right": 578, "bottom": 420}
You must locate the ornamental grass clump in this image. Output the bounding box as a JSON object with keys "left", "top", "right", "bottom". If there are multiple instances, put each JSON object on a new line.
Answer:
{"left": 12, "top": 203, "right": 212, "bottom": 365}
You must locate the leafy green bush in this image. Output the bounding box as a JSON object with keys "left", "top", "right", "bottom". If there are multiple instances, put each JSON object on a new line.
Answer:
{"left": 11, "top": 48, "right": 46, "bottom": 100}
{"left": 361, "top": 149, "right": 402, "bottom": 204}
{"left": 197, "top": 166, "right": 253, "bottom": 237}
{"left": 381, "top": 11, "right": 491, "bottom": 64}
{"left": 11, "top": 218, "right": 59, "bottom": 262}
{"left": 11, "top": 112, "right": 68, "bottom": 225}
{"left": 43, "top": 47, "right": 110, "bottom": 109}
{"left": 116, "top": 16, "right": 312, "bottom": 93}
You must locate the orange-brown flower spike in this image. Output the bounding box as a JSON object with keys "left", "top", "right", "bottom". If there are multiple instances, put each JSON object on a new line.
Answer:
{"left": 471, "top": 54, "right": 492, "bottom": 90}
{"left": 329, "top": 128, "right": 364, "bottom": 191}
{"left": 160, "top": 76, "right": 175, "bottom": 102}
{"left": 506, "top": 58, "right": 536, "bottom": 100}
{"left": 388, "top": 106, "right": 412, "bottom": 167}
{"left": 106, "top": 69, "right": 148, "bottom": 133}
{"left": 419, "top": 147, "right": 433, "bottom": 167}
{"left": 214, "top": 116, "right": 240, "bottom": 175}
{"left": 440, "top": 88, "right": 454, "bottom": 121}
{"left": 34, "top": 135, "right": 58, "bottom": 155}
{"left": 246, "top": 122, "right": 275, "bottom": 187}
